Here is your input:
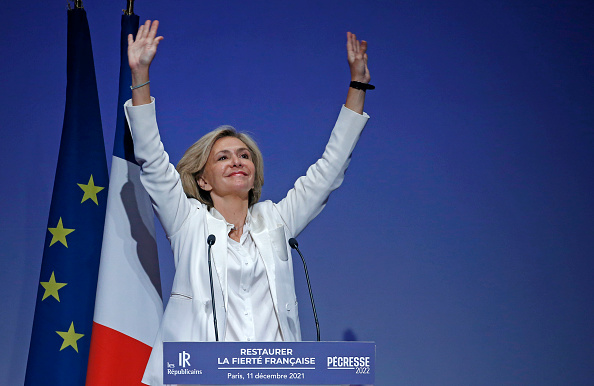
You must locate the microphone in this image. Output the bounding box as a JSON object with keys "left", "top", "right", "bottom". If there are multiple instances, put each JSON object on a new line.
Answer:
{"left": 288, "top": 238, "right": 298, "bottom": 249}
{"left": 207, "top": 234, "right": 219, "bottom": 341}
{"left": 289, "top": 237, "right": 320, "bottom": 341}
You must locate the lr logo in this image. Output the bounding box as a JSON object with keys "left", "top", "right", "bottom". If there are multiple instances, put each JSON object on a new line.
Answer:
{"left": 179, "top": 351, "right": 191, "bottom": 367}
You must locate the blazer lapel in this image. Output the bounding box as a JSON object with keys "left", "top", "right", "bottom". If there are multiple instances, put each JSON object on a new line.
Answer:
{"left": 205, "top": 211, "right": 229, "bottom": 309}
{"left": 251, "top": 217, "right": 279, "bottom": 314}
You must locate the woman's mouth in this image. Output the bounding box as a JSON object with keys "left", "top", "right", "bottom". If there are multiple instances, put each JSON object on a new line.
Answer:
{"left": 228, "top": 171, "right": 247, "bottom": 177}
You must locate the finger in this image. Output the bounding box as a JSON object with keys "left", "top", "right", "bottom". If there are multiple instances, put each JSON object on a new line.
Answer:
{"left": 154, "top": 36, "right": 164, "bottom": 47}
{"left": 360, "top": 40, "right": 368, "bottom": 55}
{"left": 137, "top": 24, "right": 145, "bottom": 41}
{"left": 350, "top": 32, "right": 357, "bottom": 54}
{"left": 128, "top": 33, "right": 134, "bottom": 46}
{"left": 148, "top": 20, "right": 160, "bottom": 41}
{"left": 352, "top": 34, "right": 359, "bottom": 56}
{"left": 140, "top": 20, "right": 151, "bottom": 40}
{"left": 346, "top": 31, "right": 353, "bottom": 52}
{"left": 144, "top": 20, "right": 152, "bottom": 39}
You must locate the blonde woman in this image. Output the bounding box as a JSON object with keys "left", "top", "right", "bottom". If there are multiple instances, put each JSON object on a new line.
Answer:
{"left": 125, "top": 20, "right": 372, "bottom": 385}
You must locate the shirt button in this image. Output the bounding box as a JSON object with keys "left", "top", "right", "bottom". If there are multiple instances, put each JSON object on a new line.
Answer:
{"left": 247, "top": 337, "right": 251, "bottom": 341}
{"left": 244, "top": 311, "right": 249, "bottom": 315}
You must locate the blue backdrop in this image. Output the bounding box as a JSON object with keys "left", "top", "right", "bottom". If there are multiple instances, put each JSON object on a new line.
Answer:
{"left": 1, "top": 1, "right": 593, "bottom": 385}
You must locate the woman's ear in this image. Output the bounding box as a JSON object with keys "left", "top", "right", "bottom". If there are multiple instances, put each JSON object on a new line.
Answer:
{"left": 197, "top": 176, "right": 212, "bottom": 192}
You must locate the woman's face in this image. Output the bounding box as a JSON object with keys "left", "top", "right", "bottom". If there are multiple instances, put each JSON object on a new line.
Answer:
{"left": 198, "top": 136, "right": 256, "bottom": 201}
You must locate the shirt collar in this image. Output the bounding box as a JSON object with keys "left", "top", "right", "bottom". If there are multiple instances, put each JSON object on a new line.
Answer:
{"left": 209, "top": 207, "right": 252, "bottom": 234}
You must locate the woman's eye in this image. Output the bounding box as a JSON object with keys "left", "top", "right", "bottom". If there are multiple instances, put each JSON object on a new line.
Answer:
{"left": 241, "top": 154, "right": 250, "bottom": 159}
{"left": 218, "top": 156, "right": 227, "bottom": 161}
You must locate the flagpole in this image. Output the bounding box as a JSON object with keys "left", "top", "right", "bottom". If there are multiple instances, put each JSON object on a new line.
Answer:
{"left": 124, "top": 0, "right": 135, "bottom": 16}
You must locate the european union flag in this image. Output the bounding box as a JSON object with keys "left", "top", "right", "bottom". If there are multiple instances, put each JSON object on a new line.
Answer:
{"left": 25, "top": 7, "right": 108, "bottom": 385}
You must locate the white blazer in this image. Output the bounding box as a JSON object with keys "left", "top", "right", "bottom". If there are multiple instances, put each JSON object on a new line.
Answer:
{"left": 124, "top": 99, "right": 369, "bottom": 385}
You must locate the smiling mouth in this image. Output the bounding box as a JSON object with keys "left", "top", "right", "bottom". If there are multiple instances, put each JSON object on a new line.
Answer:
{"left": 228, "top": 172, "right": 248, "bottom": 177}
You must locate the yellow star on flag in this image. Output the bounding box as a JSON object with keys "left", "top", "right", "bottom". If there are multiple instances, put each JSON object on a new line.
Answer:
{"left": 77, "top": 175, "right": 105, "bottom": 205}
{"left": 40, "top": 272, "right": 67, "bottom": 301}
{"left": 56, "top": 322, "right": 84, "bottom": 352}
{"left": 48, "top": 218, "right": 75, "bottom": 247}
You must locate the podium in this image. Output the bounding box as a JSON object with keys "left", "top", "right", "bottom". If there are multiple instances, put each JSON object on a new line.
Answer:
{"left": 164, "top": 341, "right": 375, "bottom": 385}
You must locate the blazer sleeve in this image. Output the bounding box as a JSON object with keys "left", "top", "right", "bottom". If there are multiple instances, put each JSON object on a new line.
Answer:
{"left": 124, "top": 98, "right": 194, "bottom": 237}
{"left": 274, "top": 105, "right": 369, "bottom": 236}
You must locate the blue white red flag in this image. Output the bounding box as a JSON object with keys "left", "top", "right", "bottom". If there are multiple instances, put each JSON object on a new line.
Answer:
{"left": 86, "top": 13, "right": 163, "bottom": 386}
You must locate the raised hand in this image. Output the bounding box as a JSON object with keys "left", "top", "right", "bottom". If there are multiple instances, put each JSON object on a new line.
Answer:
{"left": 347, "top": 31, "right": 370, "bottom": 84}
{"left": 128, "top": 20, "right": 164, "bottom": 74}
{"left": 128, "top": 20, "right": 163, "bottom": 105}
{"left": 345, "top": 32, "right": 370, "bottom": 114}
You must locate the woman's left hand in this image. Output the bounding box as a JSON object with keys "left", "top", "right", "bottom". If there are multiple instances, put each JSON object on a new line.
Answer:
{"left": 347, "top": 31, "right": 371, "bottom": 84}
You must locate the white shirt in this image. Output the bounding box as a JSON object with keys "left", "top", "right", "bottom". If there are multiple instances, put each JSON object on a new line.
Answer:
{"left": 210, "top": 208, "right": 283, "bottom": 342}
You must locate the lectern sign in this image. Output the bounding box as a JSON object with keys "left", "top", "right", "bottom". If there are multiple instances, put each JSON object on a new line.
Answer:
{"left": 163, "top": 341, "right": 375, "bottom": 384}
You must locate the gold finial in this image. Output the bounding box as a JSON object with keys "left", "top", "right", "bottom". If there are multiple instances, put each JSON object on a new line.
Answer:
{"left": 123, "top": 0, "right": 135, "bottom": 15}
{"left": 67, "top": 0, "right": 83, "bottom": 9}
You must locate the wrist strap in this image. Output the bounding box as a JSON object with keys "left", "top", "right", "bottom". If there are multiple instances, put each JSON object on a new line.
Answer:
{"left": 130, "top": 80, "right": 150, "bottom": 90}
{"left": 350, "top": 81, "right": 375, "bottom": 91}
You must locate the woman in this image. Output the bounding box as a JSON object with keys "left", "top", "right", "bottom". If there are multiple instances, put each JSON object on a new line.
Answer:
{"left": 125, "top": 20, "right": 372, "bottom": 385}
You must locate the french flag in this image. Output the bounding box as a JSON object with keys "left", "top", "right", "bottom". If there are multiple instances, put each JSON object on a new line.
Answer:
{"left": 86, "top": 13, "right": 163, "bottom": 385}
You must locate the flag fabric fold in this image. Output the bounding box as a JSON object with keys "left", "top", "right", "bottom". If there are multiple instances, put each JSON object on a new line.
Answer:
{"left": 86, "top": 14, "right": 163, "bottom": 386}
{"left": 25, "top": 8, "right": 108, "bottom": 386}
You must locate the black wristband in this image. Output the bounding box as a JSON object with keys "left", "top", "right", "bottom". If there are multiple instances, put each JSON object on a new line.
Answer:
{"left": 350, "top": 81, "right": 375, "bottom": 91}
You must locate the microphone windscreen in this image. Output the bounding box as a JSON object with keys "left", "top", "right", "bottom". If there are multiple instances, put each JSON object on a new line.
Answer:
{"left": 288, "top": 238, "right": 298, "bottom": 249}
{"left": 207, "top": 234, "right": 216, "bottom": 245}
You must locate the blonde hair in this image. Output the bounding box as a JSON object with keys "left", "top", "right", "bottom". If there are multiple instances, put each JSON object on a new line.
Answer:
{"left": 176, "top": 126, "right": 264, "bottom": 208}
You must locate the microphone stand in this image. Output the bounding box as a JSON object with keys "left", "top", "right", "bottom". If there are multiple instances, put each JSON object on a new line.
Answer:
{"left": 289, "top": 238, "right": 320, "bottom": 341}
{"left": 207, "top": 235, "right": 219, "bottom": 341}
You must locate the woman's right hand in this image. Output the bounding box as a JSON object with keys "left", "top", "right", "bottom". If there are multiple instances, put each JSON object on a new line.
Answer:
{"left": 129, "top": 20, "right": 163, "bottom": 105}
{"left": 128, "top": 20, "right": 164, "bottom": 74}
